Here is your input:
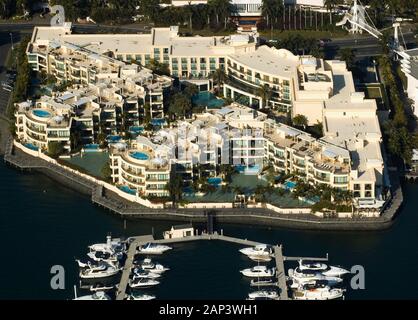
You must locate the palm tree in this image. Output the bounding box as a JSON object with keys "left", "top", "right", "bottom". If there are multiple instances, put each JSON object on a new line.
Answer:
{"left": 257, "top": 84, "right": 272, "bottom": 109}
{"left": 324, "top": 0, "right": 335, "bottom": 25}
{"left": 211, "top": 68, "right": 227, "bottom": 94}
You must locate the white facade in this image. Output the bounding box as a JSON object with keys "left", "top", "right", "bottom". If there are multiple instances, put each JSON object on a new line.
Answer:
{"left": 399, "top": 48, "right": 418, "bottom": 117}
{"left": 284, "top": 0, "right": 325, "bottom": 7}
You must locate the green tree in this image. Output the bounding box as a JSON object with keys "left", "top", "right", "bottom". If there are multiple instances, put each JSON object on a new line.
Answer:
{"left": 292, "top": 114, "right": 308, "bottom": 129}
{"left": 211, "top": 68, "right": 227, "bottom": 94}
{"left": 257, "top": 84, "right": 272, "bottom": 109}
{"left": 48, "top": 141, "right": 64, "bottom": 158}
{"left": 101, "top": 161, "right": 112, "bottom": 181}
{"left": 165, "top": 175, "right": 183, "bottom": 205}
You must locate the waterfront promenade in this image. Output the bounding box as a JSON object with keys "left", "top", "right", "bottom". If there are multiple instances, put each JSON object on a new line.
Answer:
{"left": 2, "top": 138, "right": 404, "bottom": 231}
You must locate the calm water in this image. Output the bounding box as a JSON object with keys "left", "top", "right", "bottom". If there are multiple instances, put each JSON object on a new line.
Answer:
{"left": 1, "top": 159, "right": 417, "bottom": 300}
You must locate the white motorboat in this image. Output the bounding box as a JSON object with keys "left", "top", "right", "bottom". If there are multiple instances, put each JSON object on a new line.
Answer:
{"left": 73, "top": 291, "right": 111, "bottom": 300}
{"left": 126, "top": 293, "right": 156, "bottom": 300}
{"left": 88, "top": 236, "right": 125, "bottom": 254}
{"left": 132, "top": 270, "right": 162, "bottom": 280}
{"left": 129, "top": 278, "right": 160, "bottom": 289}
{"left": 79, "top": 263, "right": 120, "bottom": 279}
{"left": 138, "top": 258, "right": 170, "bottom": 273}
{"left": 298, "top": 260, "right": 349, "bottom": 277}
{"left": 248, "top": 290, "right": 278, "bottom": 300}
{"left": 240, "top": 266, "right": 275, "bottom": 278}
{"left": 288, "top": 268, "right": 343, "bottom": 285}
{"left": 89, "top": 283, "right": 116, "bottom": 292}
{"left": 239, "top": 244, "right": 273, "bottom": 258}
{"left": 293, "top": 286, "right": 345, "bottom": 300}
{"left": 250, "top": 279, "right": 278, "bottom": 287}
{"left": 137, "top": 243, "right": 172, "bottom": 255}
{"left": 87, "top": 250, "right": 123, "bottom": 263}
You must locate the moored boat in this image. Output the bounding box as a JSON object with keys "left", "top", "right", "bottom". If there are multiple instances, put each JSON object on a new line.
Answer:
{"left": 129, "top": 278, "right": 160, "bottom": 289}
{"left": 137, "top": 243, "right": 172, "bottom": 255}
{"left": 298, "top": 259, "right": 349, "bottom": 277}
{"left": 240, "top": 266, "right": 275, "bottom": 278}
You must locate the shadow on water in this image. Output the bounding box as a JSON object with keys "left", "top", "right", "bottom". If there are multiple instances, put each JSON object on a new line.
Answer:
{"left": 1, "top": 160, "right": 418, "bottom": 299}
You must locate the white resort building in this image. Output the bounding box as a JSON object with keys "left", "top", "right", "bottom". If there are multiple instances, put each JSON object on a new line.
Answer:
{"left": 19, "top": 24, "right": 388, "bottom": 211}
{"left": 15, "top": 98, "right": 73, "bottom": 152}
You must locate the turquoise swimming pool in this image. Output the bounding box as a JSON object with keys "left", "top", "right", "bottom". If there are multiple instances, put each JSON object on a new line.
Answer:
{"left": 119, "top": 185, "right": 137, "bottom": 195}
{"left": 32, "top": 109, "right": 52, "bottom": 118}
{"left": 83, "top": 144, "right": 100, "bottom": 152}
{"left": 129, "top": 126, "right": 144, "bottom": 134}
{"left": 130, "top": 151, "right": 149, "bottom": 161}
{"left": 192, "top": 91, "right": 224, "bottom": 108}
{"left": 23, "top": 143, "right": 39, "bottom": 151}
{"left": 151, "top": 119, "right": 166, "bottom": 126}
{"left": 284, "top": 181, "right": 297, "bottom": 190}
{"left": 207, "top": 177, "right": 222, "bottom": 186}
{"left": 106, "top": 135, "right": 122, "bottom": 143}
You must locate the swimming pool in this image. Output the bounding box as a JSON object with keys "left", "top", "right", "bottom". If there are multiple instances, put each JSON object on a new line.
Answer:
{"left": 192, "top": 91, "right": 224, "bottom": 108}
{"left": 119, "top": 185, "right": 137, "bottom": 195}
{"left": 284, "top": 181, "right": 297, "bottom": 190}
{"left": 129, "top": 126, "right": 144, "bottom": 134}
{"left": 207, "top": 177, "right": 222, "bottom": 186}
{"left": 151, "top": 119, "right": 166, "bottom": 126}
{"left": 130, "top": 151, "right": 150, "bottom": 161}
{"left": 23, "top": 143, "right": 39, "bottom": 151}
{"left": 32, "top": 109, "right": 52, "bottom": 118}
{"left": 106, "top": 135, "right": 122, "bottom": 143}
{"left": 83, "top": 144, "right": 100, "bottom": 152}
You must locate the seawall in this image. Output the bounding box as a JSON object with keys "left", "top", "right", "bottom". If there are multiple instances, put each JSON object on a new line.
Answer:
{"left": 2, "top": 138, "right": 403, "bottom": 232}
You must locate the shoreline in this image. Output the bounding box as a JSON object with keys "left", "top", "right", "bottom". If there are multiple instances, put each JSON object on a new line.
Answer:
{"left": 1, "top": 134, "right": 403, "bottom": 232}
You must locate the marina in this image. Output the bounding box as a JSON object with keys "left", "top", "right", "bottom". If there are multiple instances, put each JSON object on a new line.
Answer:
{"left": 71, "top": 227, "right": 347, "bottom": 301}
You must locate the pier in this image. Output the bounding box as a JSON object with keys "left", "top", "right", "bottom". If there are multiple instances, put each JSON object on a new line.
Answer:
{"left": 114, "top": 231, "right": 331, "bottom": 300}
{"left": 274, "top": 246, "right": 289, "bottom": 300}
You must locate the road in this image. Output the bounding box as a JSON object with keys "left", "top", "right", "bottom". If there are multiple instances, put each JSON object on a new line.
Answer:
{"left": 324, "top": 31, "right": 417, "bottom": 59}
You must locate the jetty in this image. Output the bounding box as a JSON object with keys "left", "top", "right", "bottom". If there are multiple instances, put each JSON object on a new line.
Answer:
{"left": 114, "top": 229, "right": 330, "bottom": 301}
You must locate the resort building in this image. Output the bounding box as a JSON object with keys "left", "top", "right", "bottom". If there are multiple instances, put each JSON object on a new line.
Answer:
{"left": 27, "top": 23, "right": 173, "bottom": 120}
{"left": 398, "top": 48, "right": 418, "bottom": 117}
{"left": 27, "top": 24, "right": 256, "bottom": 90}
{"left": 15, "top": 98, "right": 73, "bottom": 152}
{"left": 109, "top": 137, "right": 172, "bottom": 198}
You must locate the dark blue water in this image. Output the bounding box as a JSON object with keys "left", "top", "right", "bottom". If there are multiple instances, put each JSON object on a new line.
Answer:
{"left": 1, "top": 159, "right": 417, "bottom": 300}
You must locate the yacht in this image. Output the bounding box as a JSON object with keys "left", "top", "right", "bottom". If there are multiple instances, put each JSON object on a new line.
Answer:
{"left": 298, "top": 260, "right": 349, "bottom": 277}
{"left": 132, "top": 270, "right": 162, "bottom": 280}
{"left": 126, "top": 293, "right": 156, "bottom": 300}
{"left": 240, "top": 266, "right": 275, "bottom": 278}
{"left": 129, "top": 278, "right": 160, "bottom": 289}
{"left": 137, "top": 243, "right": 172, "bottom": 255}
{"left": 88, "top": 236, "right": 125, "bottom": 254}
{"left": 248, "top": 290, "right": 278, "bottom": 300}
{"left": 250, "top": 279, "right": 278, "bottom": 287}
{"left": 293, "top": 286, "right": 345, "bottom": 300}
{"left": 87, "top": 250, "right": 123, "bottom": 263}
{"left": 79, "top": 263, "right": 120, "bottom": 279}
{"left": 137, "top": 258, "right": 170, "bottom": 273}
{"left": 288, "top": 268, "right": 343, "bottom": 285}
{"left": 289, "top": 279, "right": 340, "bottom": 290}
{"left": 73, "top": 291, "right": 111, "bottom": 300}
{"left": 239, "top": 245, "right": 273, "bottom": 258}
{"left": 89, "top": 283, "right": 116, "bottom": 292}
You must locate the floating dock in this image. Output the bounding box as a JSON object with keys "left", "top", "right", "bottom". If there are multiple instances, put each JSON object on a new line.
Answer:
{"left": 115, "top": 231, "right": 329, "bottom": 301}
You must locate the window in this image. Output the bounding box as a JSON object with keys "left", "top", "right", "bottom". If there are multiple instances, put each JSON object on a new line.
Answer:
{"left": 354, "top": 184, "right": 361, "bottom": 190}
{"left": 365, "top": 184, "right": 372, "bottom": 190}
